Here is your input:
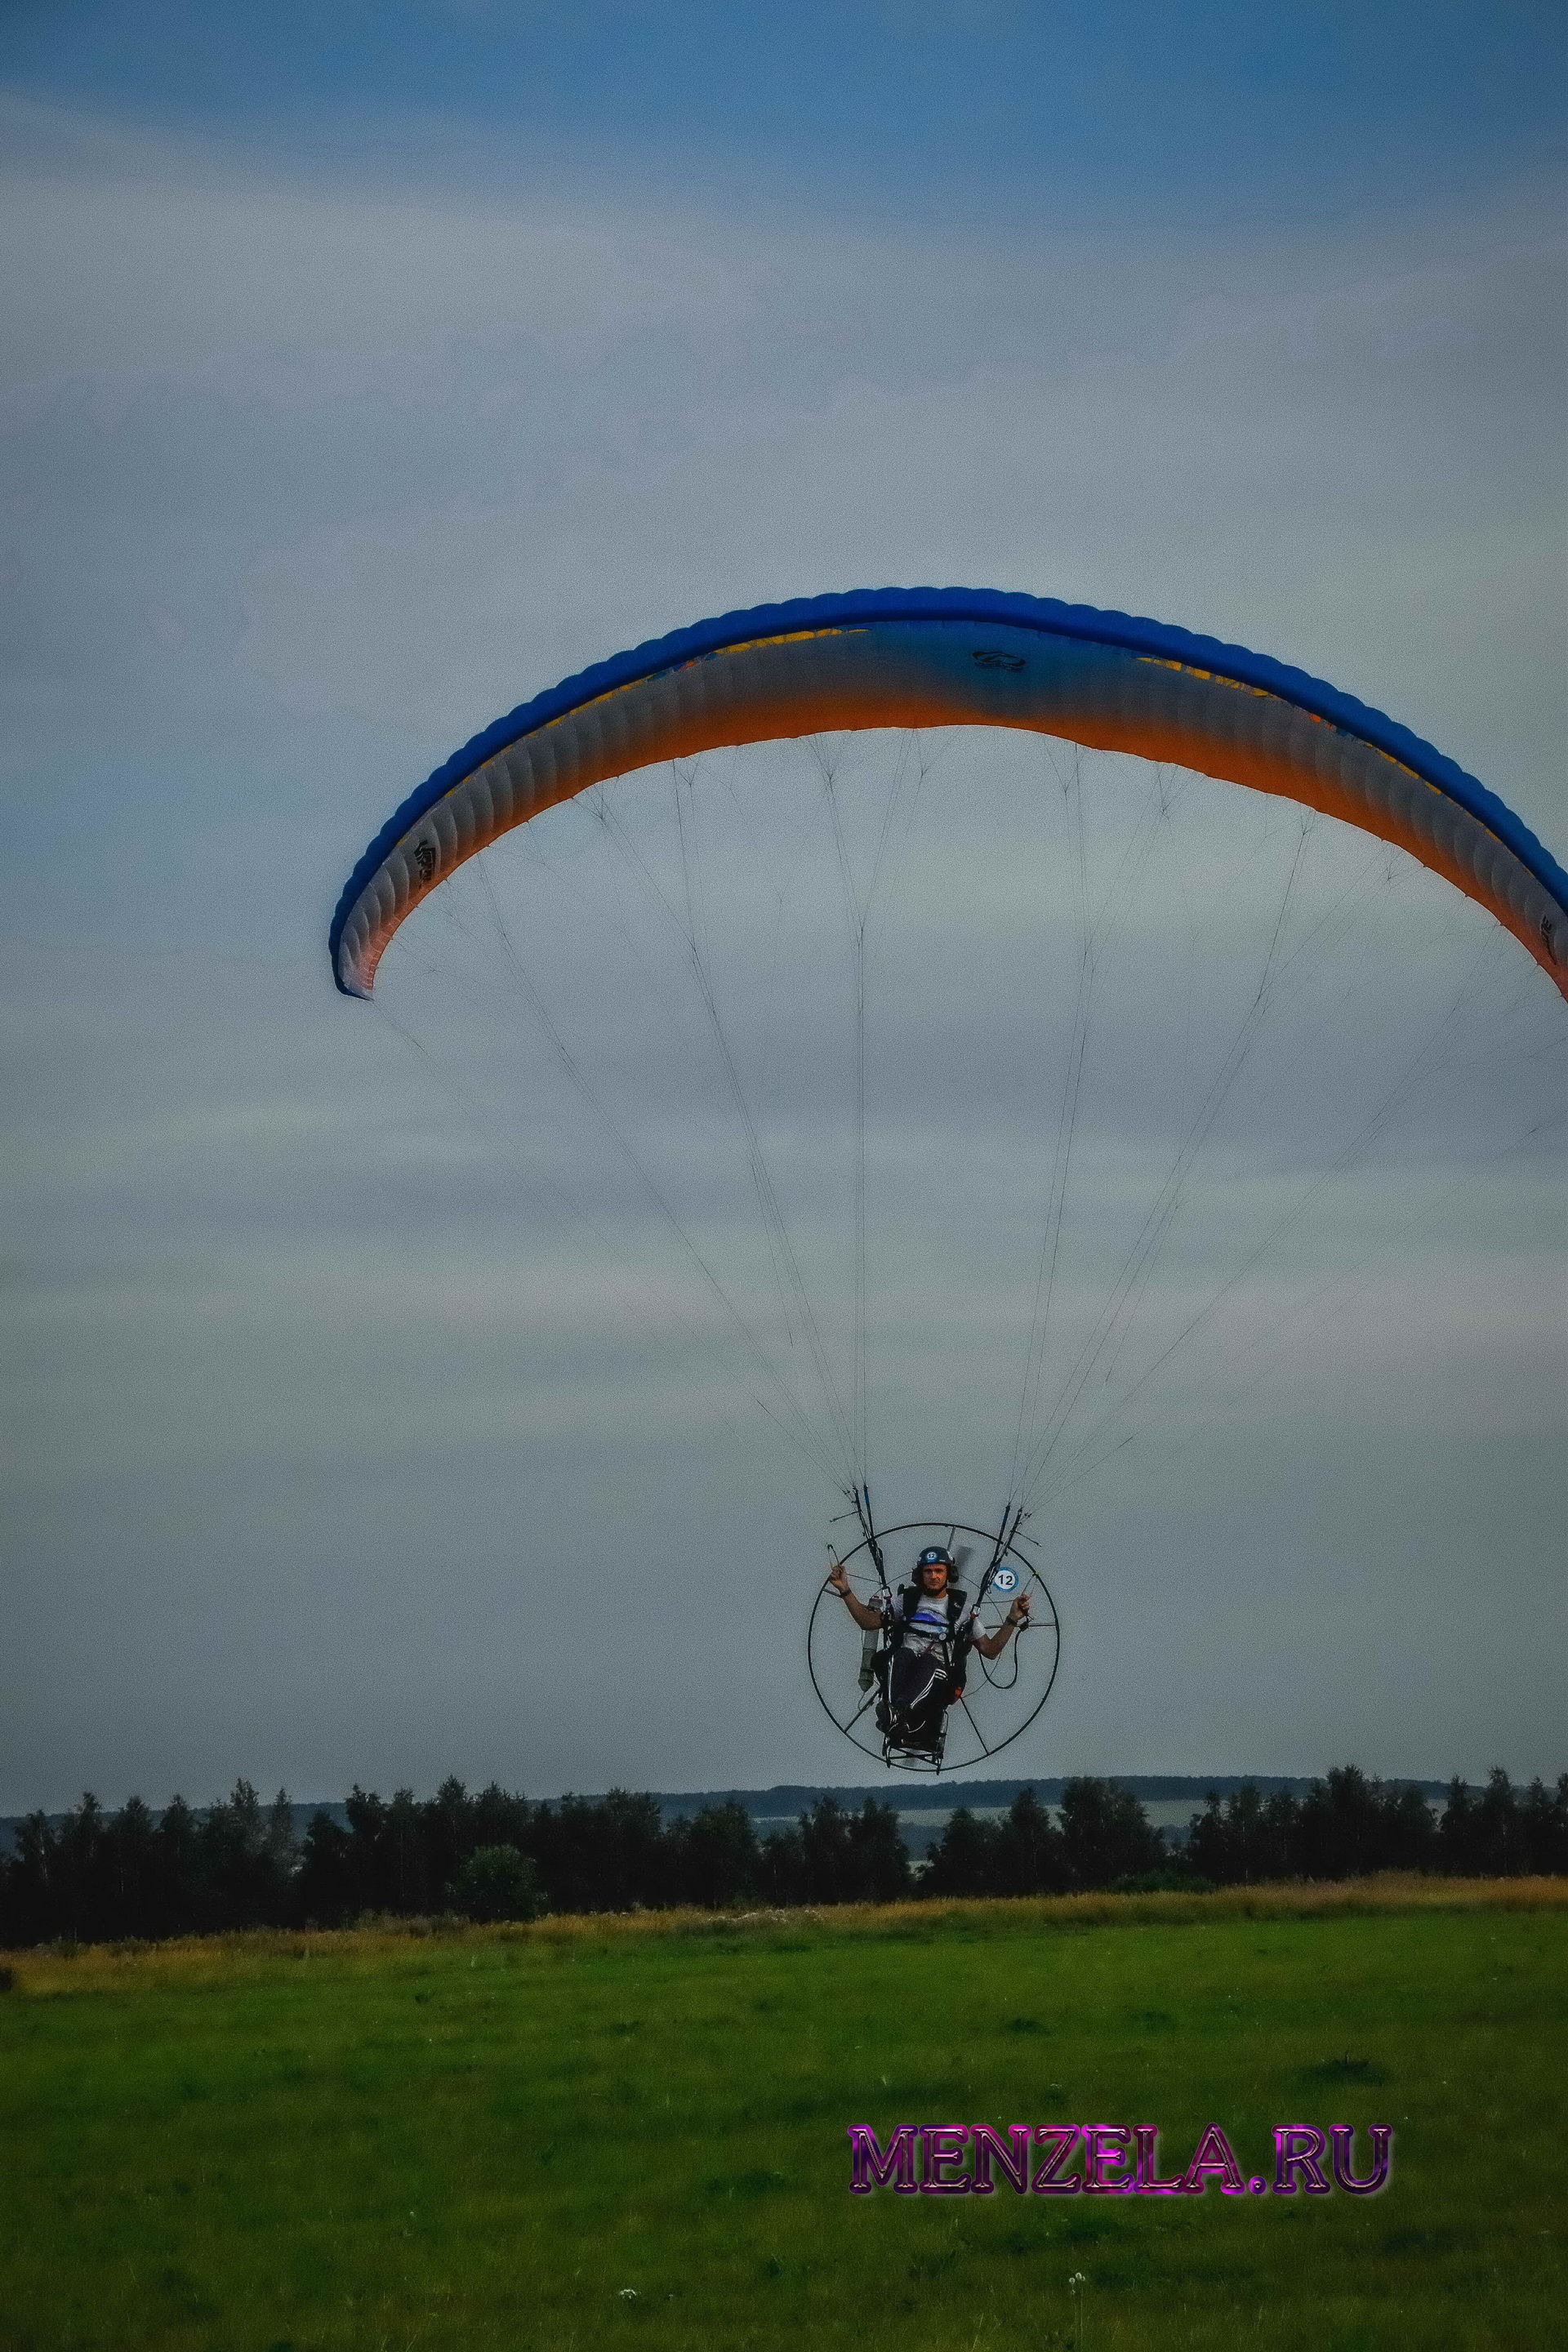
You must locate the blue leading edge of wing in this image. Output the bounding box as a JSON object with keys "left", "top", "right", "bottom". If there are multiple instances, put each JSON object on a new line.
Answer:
{"left": 329, "top": 586, "right": 1568, "bottom": 990}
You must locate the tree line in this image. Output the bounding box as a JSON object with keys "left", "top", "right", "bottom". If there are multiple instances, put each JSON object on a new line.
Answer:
{"left": 1, "top": 1765, "right": 1563, "bottom": 1949}
{"left": 1184, "top": 1765, "right": 1568, "bottom": 1887}
{"left": 922, "top": 1766, "right": 1568, "bottom": 1898}
{"left": 0, "top": 1780, "right": 909, "bottom": 1946}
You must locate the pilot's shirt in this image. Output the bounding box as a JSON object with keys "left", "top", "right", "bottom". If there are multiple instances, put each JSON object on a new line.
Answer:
{"left": 901, "top": 1591, "right": 953, "bottom": 1652}
{"left": 894, "top": 1587, "right": 1000, "bottom": 1655}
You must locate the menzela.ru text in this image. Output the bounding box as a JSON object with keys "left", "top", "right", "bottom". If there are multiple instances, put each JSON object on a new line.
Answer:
{"left": 848, "top": 2123, "right": 1391, "bottom": 2196}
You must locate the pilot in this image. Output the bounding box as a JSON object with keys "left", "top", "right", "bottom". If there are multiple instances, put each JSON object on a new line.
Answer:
{"left": 827, "top": 1544, "right": 1029, "bottom": 1753}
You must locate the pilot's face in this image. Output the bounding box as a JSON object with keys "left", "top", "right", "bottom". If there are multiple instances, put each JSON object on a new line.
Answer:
{"left": 920, "top": 1561, "right": 950, "bottom": 1593}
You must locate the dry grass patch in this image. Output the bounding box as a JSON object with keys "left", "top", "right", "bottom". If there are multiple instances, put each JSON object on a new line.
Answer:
{"left": 5, "top": 1871, "right": 1563, "bottom": 1996}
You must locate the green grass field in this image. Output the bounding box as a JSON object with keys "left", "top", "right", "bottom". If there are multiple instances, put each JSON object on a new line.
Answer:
{"left": 4, "top": 1878, "right": 1564, "bottom": 2351}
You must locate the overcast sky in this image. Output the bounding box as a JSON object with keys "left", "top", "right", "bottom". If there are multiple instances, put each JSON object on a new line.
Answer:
{"left": 3, "top": 2, "right": 1565, "bottom": 1812}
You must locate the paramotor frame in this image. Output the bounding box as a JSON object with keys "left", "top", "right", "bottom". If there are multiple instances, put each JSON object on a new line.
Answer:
{"left": 806, "top": 1517, "right": 1062, "bottom": 1775}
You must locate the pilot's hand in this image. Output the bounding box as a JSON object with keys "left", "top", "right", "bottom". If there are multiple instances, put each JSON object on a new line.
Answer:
{"left": 1009, "top": 1593, "right": 1031, "bottom": 1625}
{"left": 827, "top": 1557, "right": 849, "bottom": 1594}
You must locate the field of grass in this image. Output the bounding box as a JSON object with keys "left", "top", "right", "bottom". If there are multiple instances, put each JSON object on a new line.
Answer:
{"left": 4, "top": 1877, "right": 1565, "bottom": 2351}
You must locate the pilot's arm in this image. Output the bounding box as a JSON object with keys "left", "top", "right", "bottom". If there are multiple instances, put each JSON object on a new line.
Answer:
{"left": 969, "top": 1592, "right": 1031, "bottom": 1659}
{"left": 826, "top": 1557, "right": 885, "bottom": 1632}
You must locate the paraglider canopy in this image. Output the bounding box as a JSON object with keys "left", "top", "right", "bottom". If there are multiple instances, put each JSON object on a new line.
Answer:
{"left": 331, "top": 586, "right": 1568, "bottom": 1004}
